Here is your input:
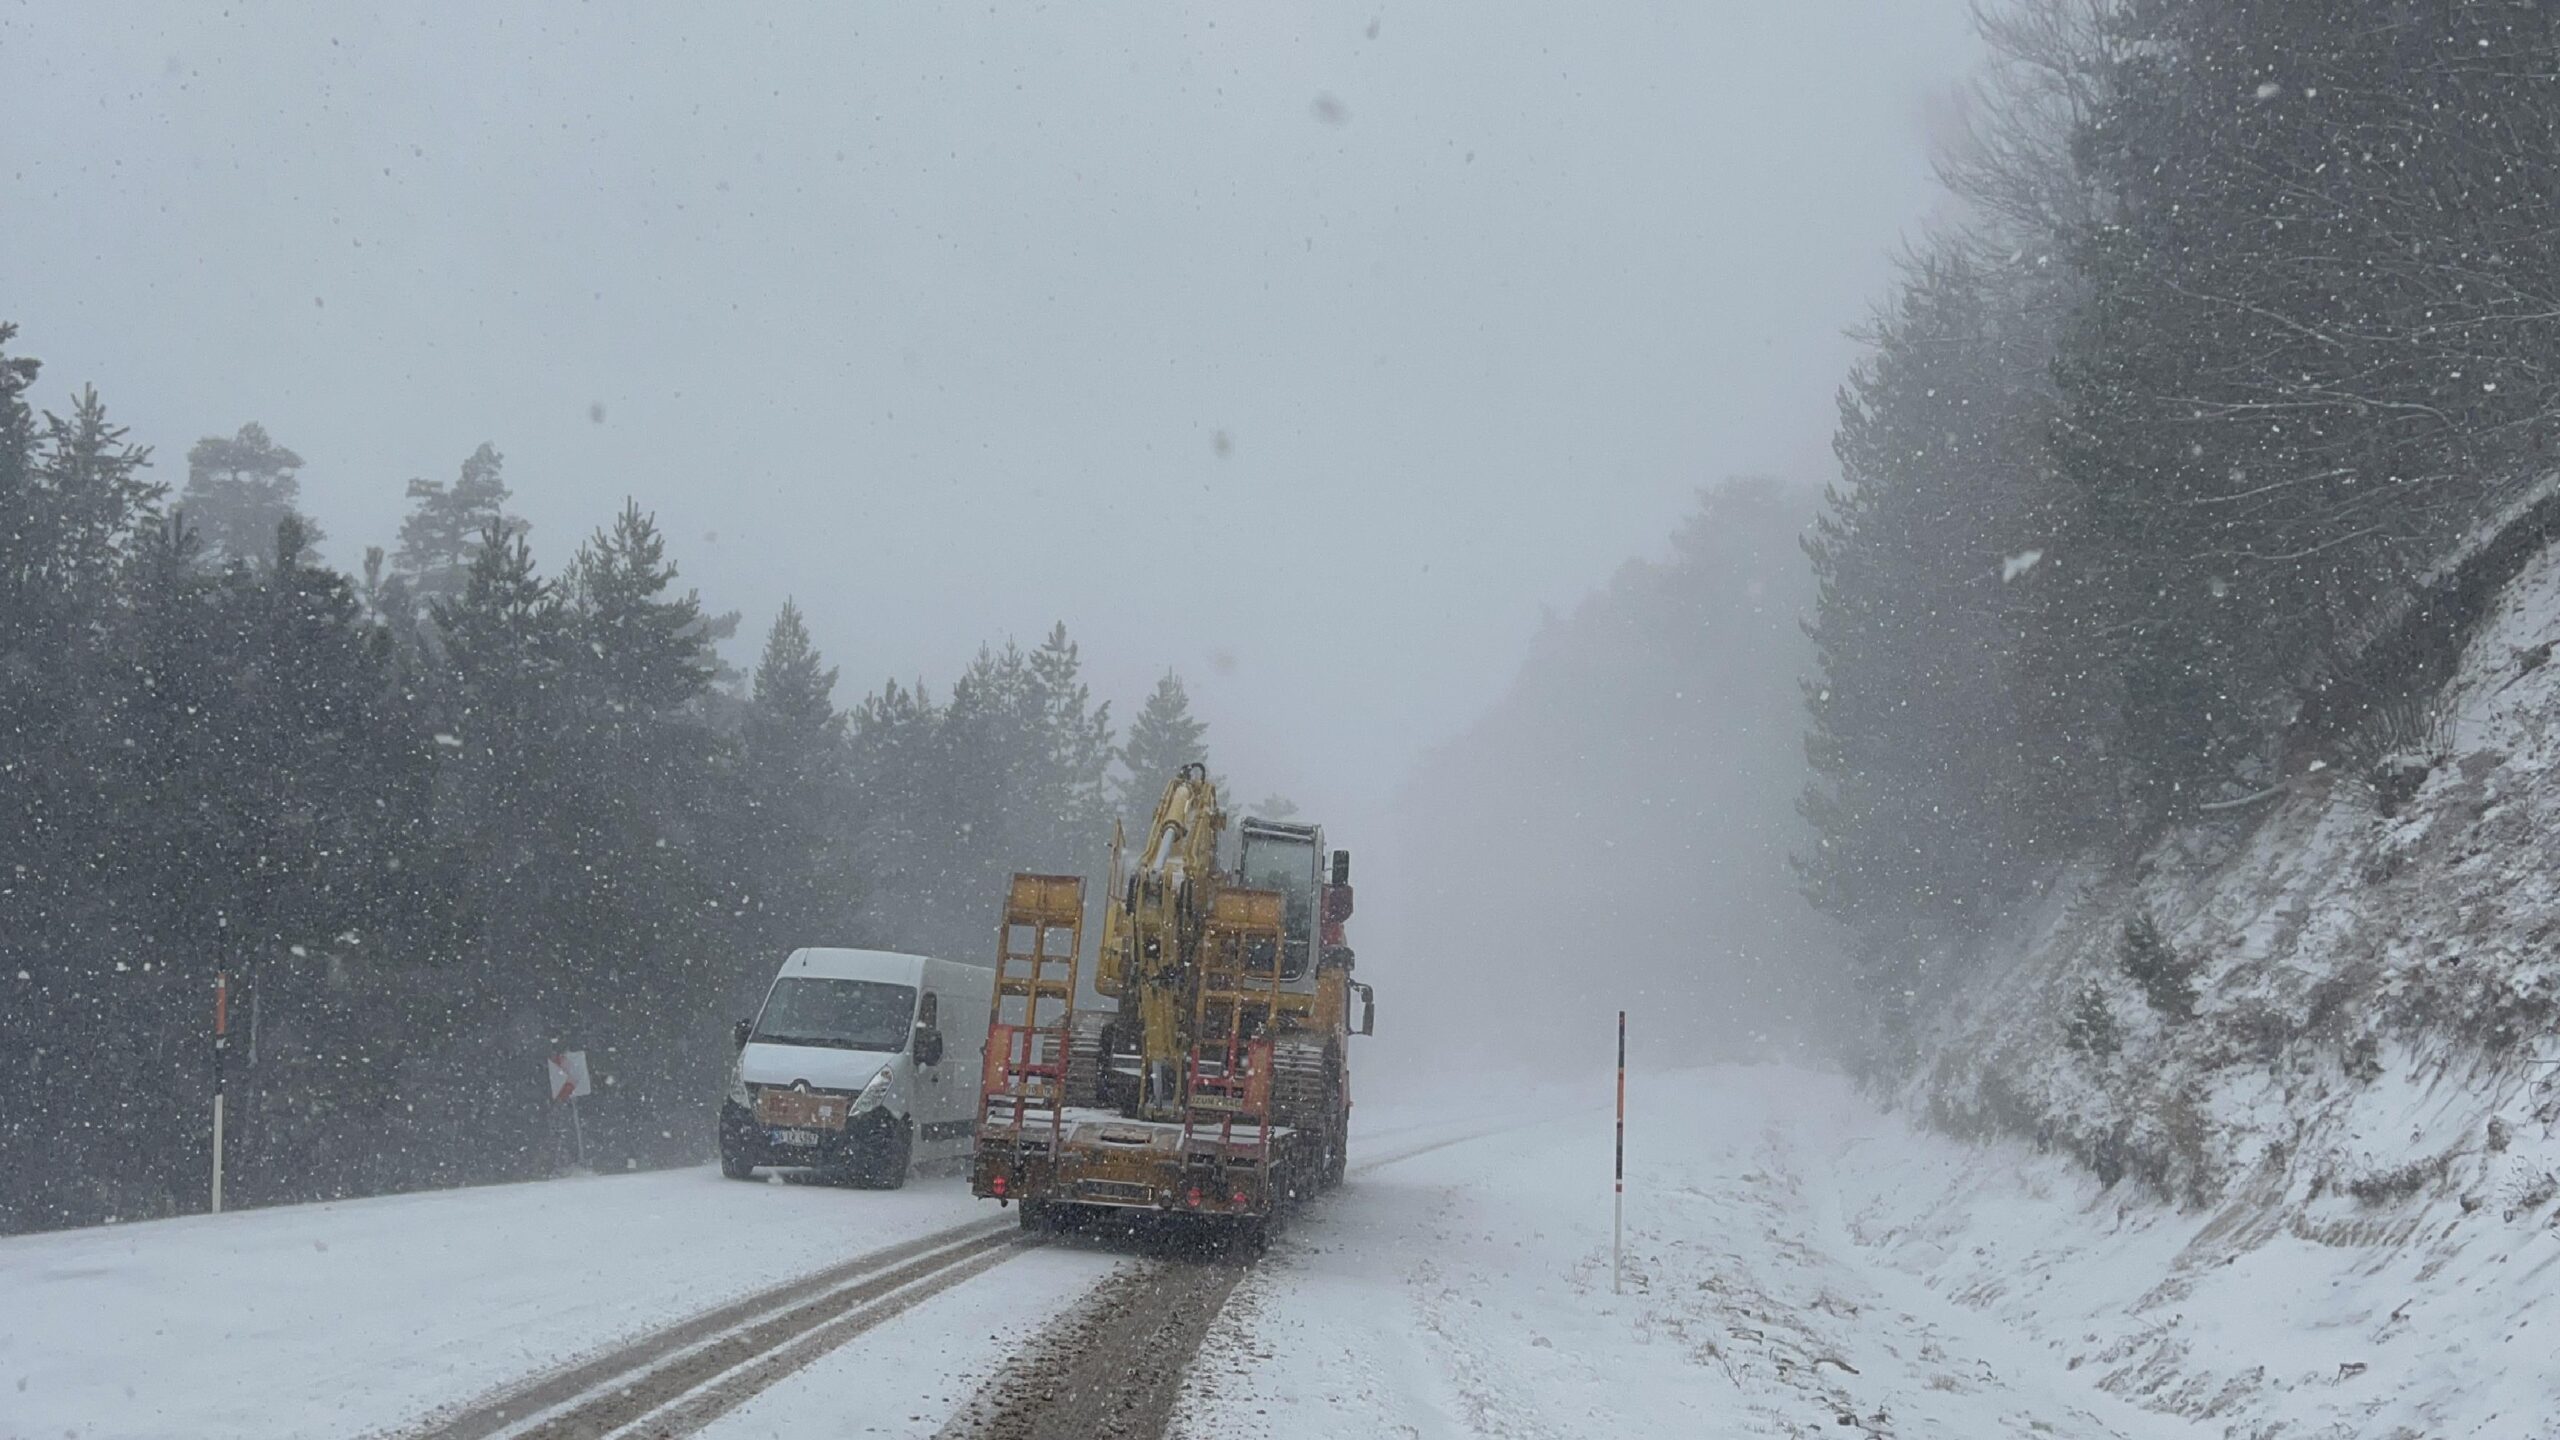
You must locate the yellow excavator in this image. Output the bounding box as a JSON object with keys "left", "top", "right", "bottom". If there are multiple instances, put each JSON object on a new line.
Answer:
{"left": 970, "top": 765, "right": 1373, "bottom": 1239}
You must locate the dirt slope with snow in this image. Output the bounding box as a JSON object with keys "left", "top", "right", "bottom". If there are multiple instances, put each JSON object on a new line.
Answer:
{"left": 1895, "top": 534, "right": 2560, "bottom": 1435}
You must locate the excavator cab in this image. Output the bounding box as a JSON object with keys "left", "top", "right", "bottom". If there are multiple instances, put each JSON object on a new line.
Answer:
{"left": 1236, "top": 819, "right": 1324, "bottom": 981}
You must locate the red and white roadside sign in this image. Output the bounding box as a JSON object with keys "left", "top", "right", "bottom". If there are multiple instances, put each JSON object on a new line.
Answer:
{"left": 546, "top": 1050, "right": 593, "bottom": 1102}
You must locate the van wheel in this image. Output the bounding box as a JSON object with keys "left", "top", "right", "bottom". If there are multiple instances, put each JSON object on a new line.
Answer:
{"left": 870, "top": 1120, "right": 913, "bottom": 1189}
{"left": 719, "top": 1142, "right": 755, "bottom": 1181}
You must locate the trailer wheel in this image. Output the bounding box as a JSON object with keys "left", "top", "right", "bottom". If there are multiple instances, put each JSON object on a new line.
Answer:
{"left": 1018, "top": 1199, "right": 1056, "bottom": 1233}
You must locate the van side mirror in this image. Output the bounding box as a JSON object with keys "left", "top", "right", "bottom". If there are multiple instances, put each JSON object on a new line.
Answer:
{"left": 1353, "top": 982, "right": 1375, "bottom": 1037}
{"left": 1331, "top": 849, "right": 1351, "bottom": 885}
{"left": 732, "top": 1019, "right": 754, "bottom": 1051}
{"left": 913, "top": 1024, "right": 945, "bottom": 1067}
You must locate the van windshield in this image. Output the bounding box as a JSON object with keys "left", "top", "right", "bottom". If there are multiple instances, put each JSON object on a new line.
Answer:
{"left": 752, "top": 979, "right": 918, "bottom": 1052}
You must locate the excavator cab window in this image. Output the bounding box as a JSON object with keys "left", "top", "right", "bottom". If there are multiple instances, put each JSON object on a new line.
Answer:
{"left": 1237, "top": 826, "right": 1320, "bottom": 979}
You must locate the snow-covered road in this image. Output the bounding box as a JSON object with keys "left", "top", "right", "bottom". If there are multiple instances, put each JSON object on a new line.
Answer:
{"left": 4, "top": 1068, "right": 2253, "bottom": 1440}
{"left": 1181, "top": 1068, "right": 2202, "bottom": 1440}
{"left": 0, "top": 1161, "right": 1092, "bottom": 1439}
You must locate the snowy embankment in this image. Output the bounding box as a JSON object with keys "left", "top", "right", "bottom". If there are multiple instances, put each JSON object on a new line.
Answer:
{"left": 1190, "top": 1064, "right": 2557, "bottom": 1439}
{"left": 1889, "top": 530, "right": 2560, "bottom": 1435}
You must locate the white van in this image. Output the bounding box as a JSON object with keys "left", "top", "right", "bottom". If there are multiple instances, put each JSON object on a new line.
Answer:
{"left": 718, "top": 948, "right": 995, "bottom": 1187}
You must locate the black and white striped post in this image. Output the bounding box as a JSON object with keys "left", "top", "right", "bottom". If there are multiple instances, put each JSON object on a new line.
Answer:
{"left": 1612, "top": 1009, "right": 1625, "bottom": 1294}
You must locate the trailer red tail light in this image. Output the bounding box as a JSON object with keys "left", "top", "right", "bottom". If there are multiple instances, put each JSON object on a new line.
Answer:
{"left": 1231, "top": 1189, "right": 1248, "bottom": 1206}
{"left": 991, "top": 1173, "right": 1008, "bottom": 1198}
{"left": 1186, "top": 1186, "right": 1202, "bottom": 1208}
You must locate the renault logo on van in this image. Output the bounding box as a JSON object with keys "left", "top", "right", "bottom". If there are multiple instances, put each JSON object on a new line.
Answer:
{"left": 791, "top": 1080, "right": 811, "bottom": 1093}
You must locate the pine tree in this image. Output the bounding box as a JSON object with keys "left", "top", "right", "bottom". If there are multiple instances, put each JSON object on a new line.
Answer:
{"left": 2117, "top": 911, "right": 2197, "bottom": 1023}
{"left": 917, "top": 643, "right": 1045, "bottom": 953}
{"left": 181, "top": 423, "right": 320, "bottom": 567}
{"left": 2065, "top": 979, "right": 2120, "bottom": 1059}
{"left": 848, "top": 676, "right": 946, "bottom": 950}
{"left": 1117, "top": 671, "right": 1208, "bottom": 824}
{"left": 433, "top": 524, "right": 563, "bottom": 689}
{"left": 840, "top": 626, "right": 1121, "bottom": 957}
{"left": 570, "top": 499, "right": 714, "bottom": 713}
{"left": 0, "top": 327, "right": 68, "bottom": 1230}
{"left": 424, "top": 524, "right": 574, "bottom": 981}
{"left": 747, "top": 602, "right": 843, "bottom": 767}
{"left": 558, "top": 502, "right": 724, "bottom": 1055}
{"left": 1799, "top": 246, "right": 2103, "bottom": 966}
{"left": 1, "top": 378, "right": 160, "bottom": 969}
{"left": 738, "top": 601, "right": 861, "bottom": 948}
{"left": 395, "top": 442, "right": 520, "bottom": 603}
{"left": 34, "top": 386, "right": 161, "bottom": 612}
{"left": 1027, "top": 622, "right": 1115, "bottom": 869}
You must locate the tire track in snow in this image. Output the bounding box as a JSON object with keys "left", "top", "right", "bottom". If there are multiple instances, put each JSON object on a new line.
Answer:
{"left": 387, "top": 1216, "right": 1017, "bottom": 1440}
{"left": 931, "top": 1250, "right": 1248, "bottom": 1440}
{"left": 933, "top": 1112, "right": 1579, "bottom": 1440}
{"left": 403, "top": 1115, "right": 1569, "bottom": 1440}
{"left": 588, "top": 1235, "right": 1028, "bottom": 1439}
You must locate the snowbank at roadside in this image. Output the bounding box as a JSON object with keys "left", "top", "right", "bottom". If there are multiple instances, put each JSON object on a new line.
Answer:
{"left": 0, "top": 1166, "right": 996, "bottom": 1440}
{"left": 1183, "top": 1065, "right": 2201, "bottom": 1440}
{"left": 1188, "top": 1064, "right": 2560, "bottom": 1439}
{"left": 1878, "top": 528, "right": 2560, "bottom": 1433}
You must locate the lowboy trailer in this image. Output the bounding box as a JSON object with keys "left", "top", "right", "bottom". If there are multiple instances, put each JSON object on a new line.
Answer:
{"left": 969, "top": 768, "right": 1372, "bottom": 1243}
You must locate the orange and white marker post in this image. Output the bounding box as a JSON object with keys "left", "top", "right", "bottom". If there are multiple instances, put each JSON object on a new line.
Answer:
{"left": 1612, "top": 1009, "right": 1625, "bottom": 1294}
{"left": 211, "top": 971, "right": 230, "bottom": 1214}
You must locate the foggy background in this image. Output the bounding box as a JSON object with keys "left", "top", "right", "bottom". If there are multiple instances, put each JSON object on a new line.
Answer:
{"left": 5, "top": 3, "right": 1978, "bottom": 1092}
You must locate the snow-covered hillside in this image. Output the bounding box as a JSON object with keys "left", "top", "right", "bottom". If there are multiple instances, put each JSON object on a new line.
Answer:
{"left": 1895, "top": 528, "right": 2560, "bottom": 1435}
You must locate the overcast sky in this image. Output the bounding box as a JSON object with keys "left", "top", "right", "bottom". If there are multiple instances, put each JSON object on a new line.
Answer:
{"left": 3, "top": 1, "right": 1978, "bottom": 838}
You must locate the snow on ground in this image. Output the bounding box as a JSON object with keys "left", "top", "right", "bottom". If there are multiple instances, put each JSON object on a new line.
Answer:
{"left": 685, "top": 1243, "right": 1116, "bottom": 1440}
{"left": 1188, "top": 1062, "right": 2560, "bottom": 1440}
{"left": 0, "top": 1087, "right": 1574, "bottom": 1440}
{"left": 1181, "top": 1064, "right": 2204, "bottom": 1440}
{"left": 0, "top": 1165, "right": 1010, "bottom": 1440}
{"left": 18, "top": 1064, "right": 2551, "bottom": 1440}
{"left": 1835, "top": 1057, "right": 2560, "bottom": 1440}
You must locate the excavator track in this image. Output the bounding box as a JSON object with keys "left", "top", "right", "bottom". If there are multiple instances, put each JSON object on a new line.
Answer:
{"left": 1063, "top": 1012, "right": 1109, "bottom": 1110}
{"left": 1269, "top": 1036, "right": 1344, "bottom": 1188}
{"left": 1268, "top": 1038, "right": 1335, "bottom": 1127}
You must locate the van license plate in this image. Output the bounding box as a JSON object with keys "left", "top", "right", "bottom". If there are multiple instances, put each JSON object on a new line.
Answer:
{"left": 772, "top": 1128, "right": 820, "bottom": 1147}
